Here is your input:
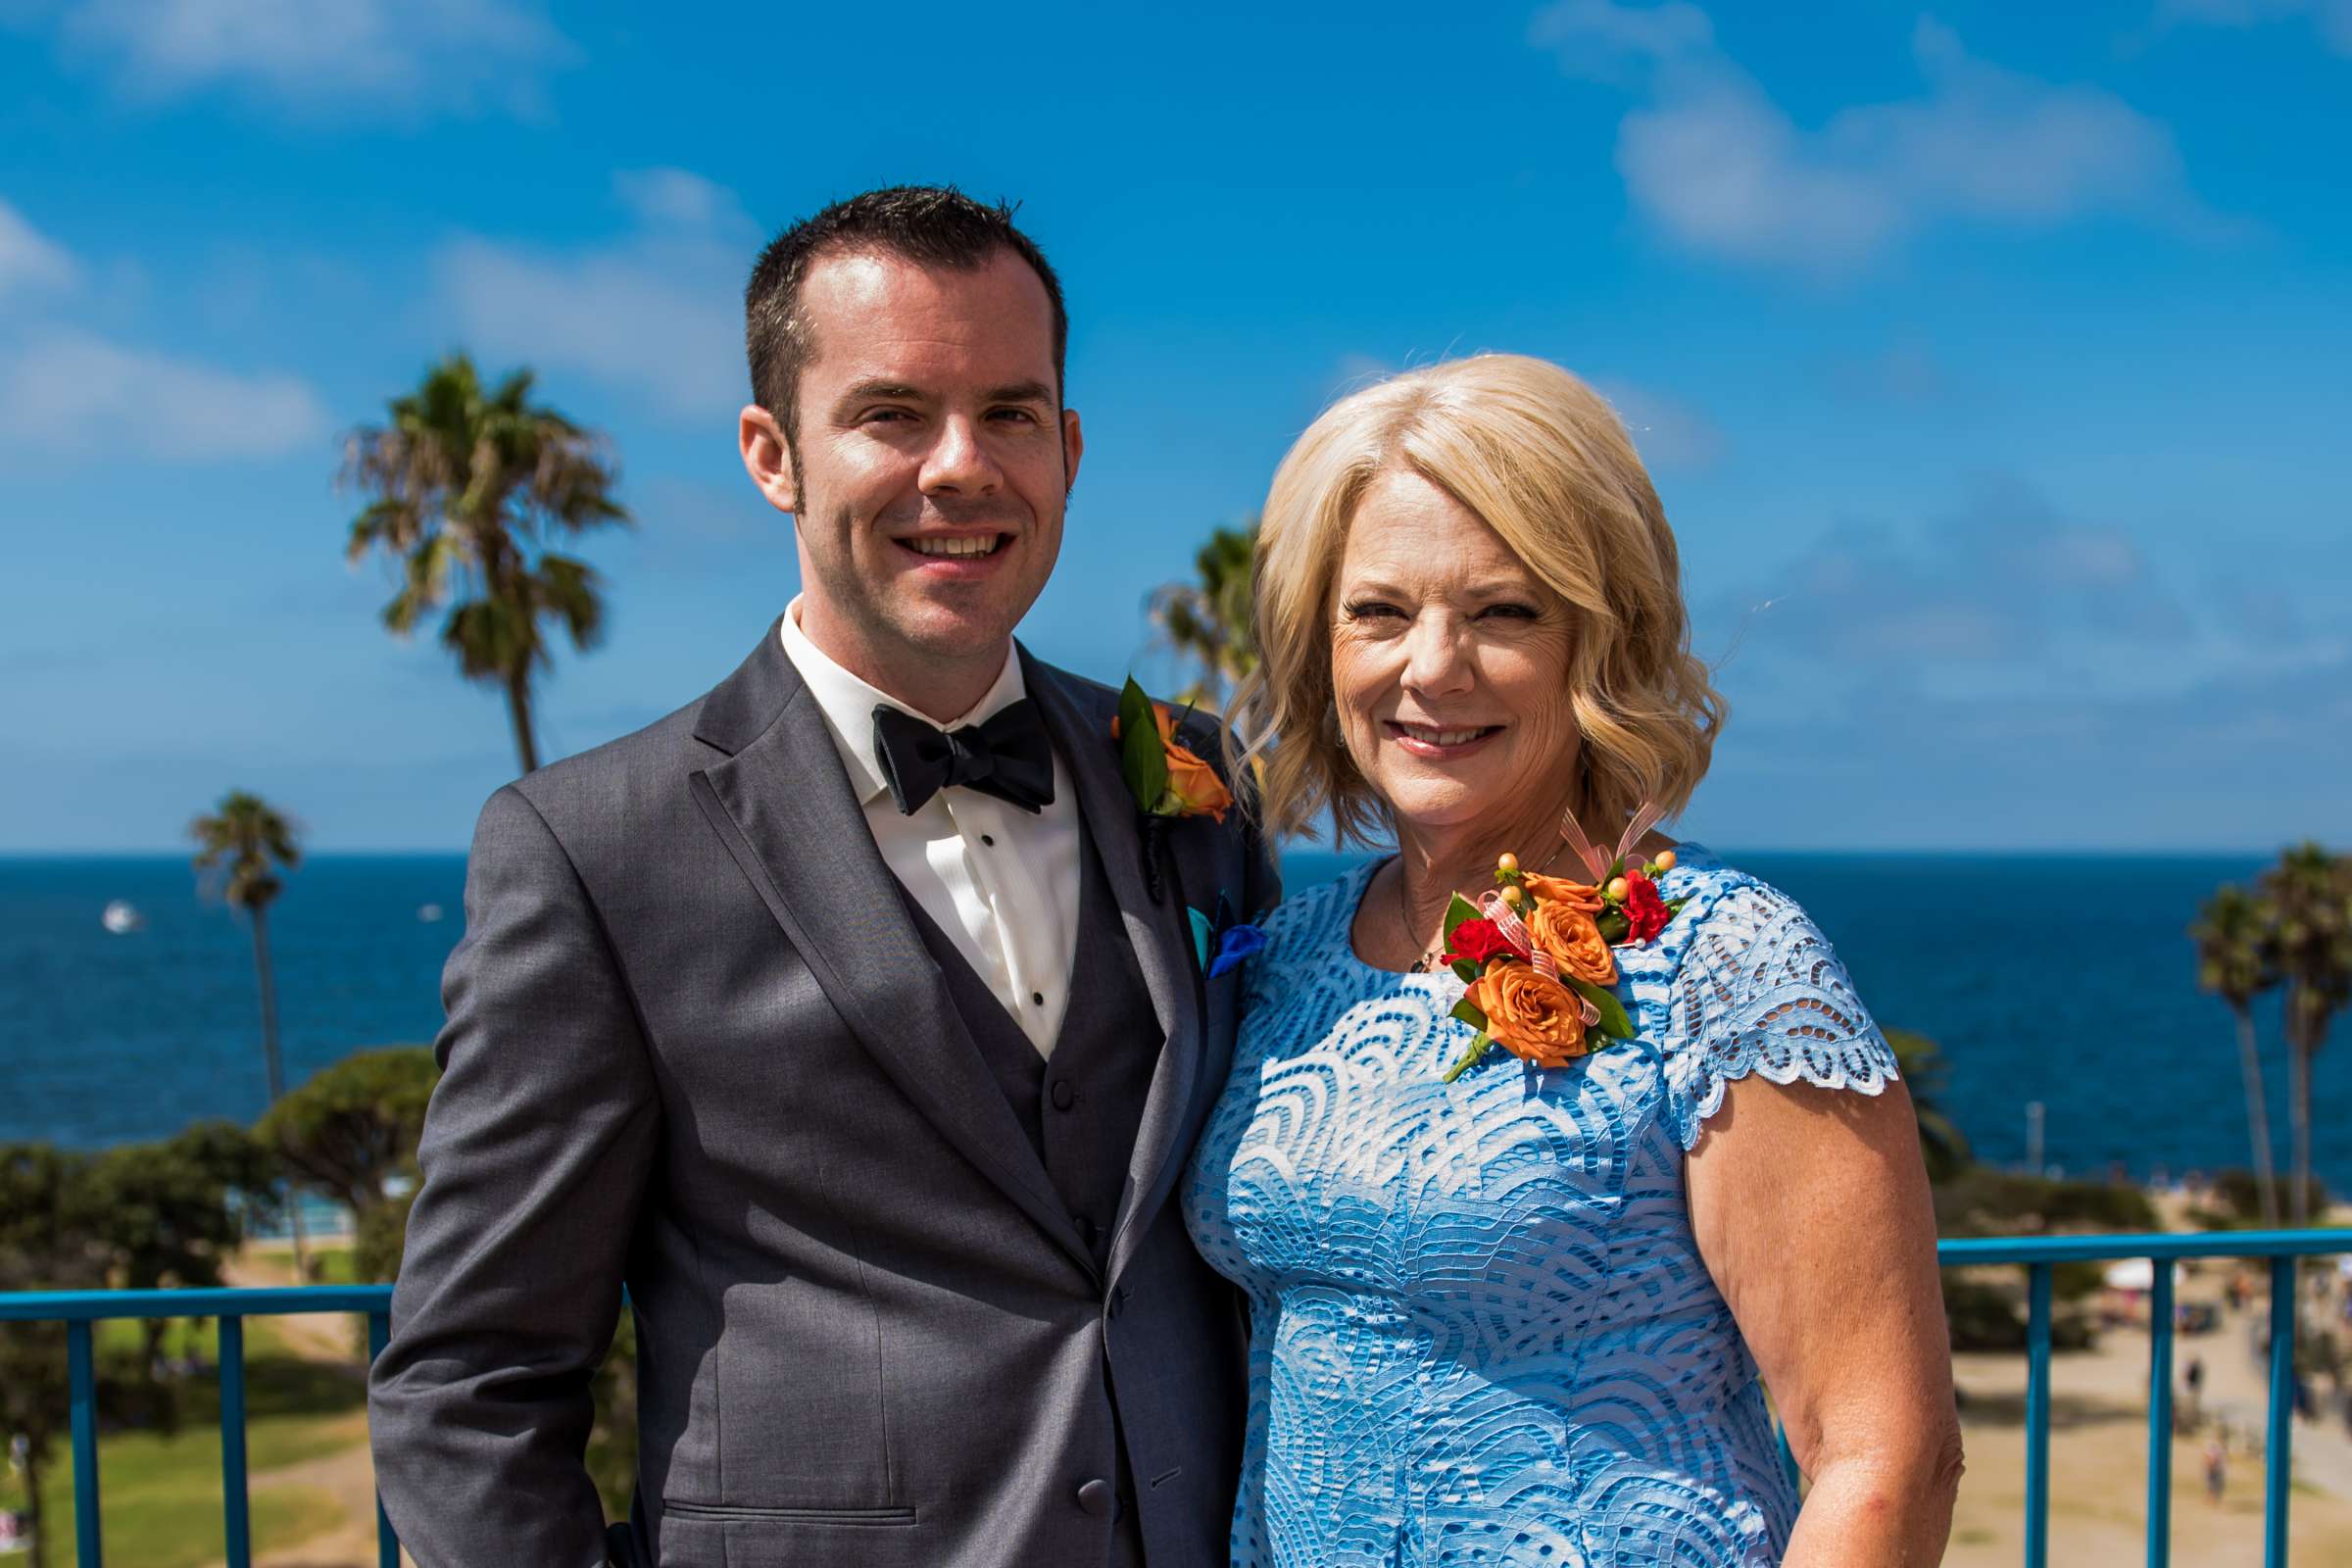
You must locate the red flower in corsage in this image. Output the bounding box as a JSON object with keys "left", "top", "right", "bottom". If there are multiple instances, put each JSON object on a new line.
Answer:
{"left": 1621, "top": 871, "right": 1671, "bottom": 945}
{"left": 1441, "top": 916, "right": 1518, "bottom": 968}
{"left": 1438, "top": 801, "right": 1690, "bottom": 1083}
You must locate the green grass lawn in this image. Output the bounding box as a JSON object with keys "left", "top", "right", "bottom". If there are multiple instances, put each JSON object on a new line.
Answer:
{"left": 0, "top": 1332, "right": 369, "bottom": 1565}
{"left": 303, "top": 1246, "right": 359, "bottom": 1286}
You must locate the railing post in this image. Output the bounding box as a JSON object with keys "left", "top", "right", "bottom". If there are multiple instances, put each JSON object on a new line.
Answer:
{"left": 220, "top": 1315, "right": 251, "bottom": 1568}
{"left": 2146, "top": 1259, "right": 2173, "bottom": 1568}
{"left": 2265, "top": 1254, "right": 2294, "bottom": 1568}
{"left": 2025, "top": 1261, "right": 2052, "bottom": 1568}
{"left": 369, "top": 1308, "right": 399, "bottom": 1568}
{"left": 67, "top": 1318, "right": 101, "bottom": 1568}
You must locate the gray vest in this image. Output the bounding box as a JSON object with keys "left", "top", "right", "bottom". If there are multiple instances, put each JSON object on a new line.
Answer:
{"left": 896, "top": 819, "right": 1161, "bottom": 1563}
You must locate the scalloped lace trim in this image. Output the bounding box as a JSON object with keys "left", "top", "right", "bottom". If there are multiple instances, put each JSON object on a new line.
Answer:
{"left": 1661, "top": 883, "right": 1899, "bottom": 1149}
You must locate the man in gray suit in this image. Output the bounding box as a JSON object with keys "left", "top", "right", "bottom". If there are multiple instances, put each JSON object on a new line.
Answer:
{"left": 368, "top": 186, "right": 1276, "bottom": 1567}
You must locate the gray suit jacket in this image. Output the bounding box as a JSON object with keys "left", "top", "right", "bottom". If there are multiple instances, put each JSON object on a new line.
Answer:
{"left": 368, "top": 622, "right": 1278, "bottom": 1567}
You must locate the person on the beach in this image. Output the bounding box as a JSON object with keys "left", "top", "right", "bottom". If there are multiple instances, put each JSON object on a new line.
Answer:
{"left": 369, "top": 186, "right": 1276, "bottom": 1567}
{"left": 2204, "top": 1436, "right": 2229, "bottom": 1503}
{"left": 1183, "top": 355, "right": 1963, "bottom": 1565}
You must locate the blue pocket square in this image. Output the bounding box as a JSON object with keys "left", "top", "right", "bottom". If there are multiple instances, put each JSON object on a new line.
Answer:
{"left": 1190, "top": 893, "right": 1266, "bottom": 978}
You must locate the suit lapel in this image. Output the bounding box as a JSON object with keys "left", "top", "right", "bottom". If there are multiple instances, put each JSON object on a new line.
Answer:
{"left": 1022, "top": 653, "right": 1207, "bottom": 1287}
{"left": 689, "top": 625, "right": 1094, "bottom": 1279}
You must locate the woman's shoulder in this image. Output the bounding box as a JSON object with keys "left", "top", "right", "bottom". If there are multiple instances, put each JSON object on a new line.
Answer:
{"left": 1256, "top": 858, "right": 1378, "bottom": 962}
{"left": 1642, "top": 845, "right": 1902, "bottom": 1148}
{"left": 1642, "top": 844, "right": 1826, "bottom": 963}
{"left": 1663, "top": 852, "right": 1852, "bottom": 995}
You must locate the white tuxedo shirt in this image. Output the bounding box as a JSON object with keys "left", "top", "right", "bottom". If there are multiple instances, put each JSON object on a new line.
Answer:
{"left": 778, "top": 599, "right": 1082, "bottom": 1056}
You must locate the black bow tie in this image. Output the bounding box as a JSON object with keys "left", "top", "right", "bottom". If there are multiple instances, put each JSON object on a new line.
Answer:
{"left": 870, "top": 700, "right": 1055, "bottom": 817}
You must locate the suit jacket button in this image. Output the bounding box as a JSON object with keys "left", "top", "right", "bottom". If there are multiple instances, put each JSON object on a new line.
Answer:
{"left": 1050, "top": 1078, "right": 1077, "bottom": 1111}
{"left": 1076, "top": 1477, "right": 1115, "bottom": 1517}
{"left": 1106, "top": 1285, "right": 1129, "bottom": 1319}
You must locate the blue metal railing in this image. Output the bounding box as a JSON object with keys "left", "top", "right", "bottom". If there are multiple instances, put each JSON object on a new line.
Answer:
{"left": 0, "top": 1285, "right": 397, "bottom": 1568}
{"left": 2, "top": 1230, "right": 2347, "bottom": 1566}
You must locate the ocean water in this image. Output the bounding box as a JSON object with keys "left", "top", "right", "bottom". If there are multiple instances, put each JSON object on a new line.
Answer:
{"left": 3, "top": 850, "right": 2345, "bottom": 1192}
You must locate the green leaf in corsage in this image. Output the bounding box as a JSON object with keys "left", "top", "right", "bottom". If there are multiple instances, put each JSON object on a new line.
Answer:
{"left": 1564, "top": 974, "right": 1635, "bottom": 1040}
{"left": 1116, "top": 676, "right": 1170, "bottom": 813}
{"left": 1443, "top": 893, "right": 1487, "bottom": 945}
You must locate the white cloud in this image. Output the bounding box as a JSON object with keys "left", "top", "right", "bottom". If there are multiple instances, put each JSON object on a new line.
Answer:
{"left": 1714, "top": 473, "right": 2212, "bottom": 703}
{"left": 1528, "top": 0, "right": 1713, "bottom": 83}
{"left": 2156, "top": 0, "right": 2352, "bottom": 54}
{"left": 0, "top": 198, "right": 78, "bottom": 299}
{"left": 1825, "top": 335, "right": 1949, "bottom": 405}
{"left": 1592, "top": 378, "right": 1726, "bottom": 469}
{"left": 612, "top": 168, "right": 752, "bottom": 233}
{"left": 1535, "top": 7, "right": 2221, "bottom": 273}
{"left": 434, "top": 170, "right": 758, "bottom": 421}
{"left": 44, "top": 0, "right": 573, "bottom": 117}
{"left": 0, "top": 329, "right": 327, "bottom": 459}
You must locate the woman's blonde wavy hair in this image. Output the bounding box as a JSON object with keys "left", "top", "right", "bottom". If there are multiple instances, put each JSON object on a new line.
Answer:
{"left": 1228, "top": 353, "right": 1726, "bottom": 849}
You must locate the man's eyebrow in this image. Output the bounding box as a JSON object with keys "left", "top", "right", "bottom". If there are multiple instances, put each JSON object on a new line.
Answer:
{"left": 983, "top": 379, "right": 1056, "bottom": 406}
{"left": 834, "top": 379, "right": 927, "bottom": 408}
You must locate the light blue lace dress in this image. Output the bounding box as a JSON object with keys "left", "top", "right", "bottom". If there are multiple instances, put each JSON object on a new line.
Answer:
{"left": 1181, "top": 846, "right": 1900, "bottom": 1566}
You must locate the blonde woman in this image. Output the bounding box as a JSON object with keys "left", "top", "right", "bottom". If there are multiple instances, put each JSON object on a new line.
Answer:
{"left": 1182, "top": 356, "right": 1961, "bottom": 1565}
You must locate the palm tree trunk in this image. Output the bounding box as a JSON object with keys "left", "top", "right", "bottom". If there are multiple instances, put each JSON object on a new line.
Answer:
{"left": 250, "top": 907, "right": 308, "bottom": 1279}
{"left": 506, "top": 664, "right": 539, "bottom": 775}
{"left": 2233, "top": 1004, "right": 2279, "bottom": 1225}
{"left": 2288, "top": 1002, "right": 2312, "bottom": 1230}
{"left": 253, "top": 905, "right": 283, "bottom": 1103}
{"left": 22, "top": 1443, "right": 44, "bottom": 1568}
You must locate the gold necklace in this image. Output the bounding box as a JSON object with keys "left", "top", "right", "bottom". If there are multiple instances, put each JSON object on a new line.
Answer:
{"left": 1394, "top": 840, "right": 1575, "bottom": 973}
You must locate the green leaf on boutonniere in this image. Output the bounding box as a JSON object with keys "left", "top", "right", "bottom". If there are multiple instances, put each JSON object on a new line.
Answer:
{"left": 1566, "top": 975, "right": 1634, "bottom": 1039}
{"left": 1443, "top": 893, "right": 1486, "bottom": 943}
{"left": 1449, "top": 957, "right": 1480, "bottom": 983}
{"left": 1596, "top": 907, "right": 1630, "bottom": 944}
{"left": 1441, "top": 1031, "right": 1493, "bottom": 1083}
{"left": 1116, "top": 676, "right": 1170, "bottom": 814}
{"left": 1449, "top": 997, "right": 1488, "bottom": 1032}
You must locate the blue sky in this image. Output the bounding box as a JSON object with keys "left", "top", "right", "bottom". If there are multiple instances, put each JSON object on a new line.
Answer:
{"left": 2, "top": 0, "right": 2346, "bottom": 852}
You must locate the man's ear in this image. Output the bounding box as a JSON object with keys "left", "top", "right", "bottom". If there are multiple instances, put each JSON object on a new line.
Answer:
{"left": 740, "top": 404, "right": 799, "bottom": 514}
{"left": 1061, "top": 405, "right": 1084, "bottom": 493}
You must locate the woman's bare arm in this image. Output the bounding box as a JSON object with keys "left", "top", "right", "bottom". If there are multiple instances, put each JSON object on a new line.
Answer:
{"left": 1687, "top": 1071, "right": 1964, "bottom": 1565}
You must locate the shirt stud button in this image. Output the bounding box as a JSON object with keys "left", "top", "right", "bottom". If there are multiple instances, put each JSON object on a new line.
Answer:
{"left": 1031, "top": 991, "right": 1046, "bottom": 1006}
{"left": 980, "top": 833, "right": 996, "bottom": 846}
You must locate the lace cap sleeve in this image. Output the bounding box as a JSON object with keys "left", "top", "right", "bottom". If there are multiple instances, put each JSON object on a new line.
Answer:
{"left": 1659, "top": 881, "right": 1900, "bottom": 1150}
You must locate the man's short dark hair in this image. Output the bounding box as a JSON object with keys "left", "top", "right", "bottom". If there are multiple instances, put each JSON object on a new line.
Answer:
{"left": 745, "top": 185, "right": 1068, "bottom": 449}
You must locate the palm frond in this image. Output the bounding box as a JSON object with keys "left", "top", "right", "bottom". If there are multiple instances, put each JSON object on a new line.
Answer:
{"left": 187, "top": 791, "right": 300, "bottom": 911}
{"left": 533, "top": 554, "right": 605, "bottom": 650}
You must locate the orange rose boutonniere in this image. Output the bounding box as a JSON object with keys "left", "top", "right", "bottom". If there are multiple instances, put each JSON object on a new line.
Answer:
{"left": 1112, "top": 677, "right": 1233, "bottom": 824}
{"left": 1437, "top": 801, "right": 1690, "bottom": 1082}
{"left": 1112, "top": 677, "right": 1236, "bottom": 903}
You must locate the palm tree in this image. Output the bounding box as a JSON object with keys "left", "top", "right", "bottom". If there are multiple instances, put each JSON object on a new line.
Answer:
{"left": 2191, "top": 884, "right": 2283, "bottom": 1225}
{"left": 1149, "top": 519, "right": 1258, "bottom": 710}
{"left": 1884, "top": 1027, "right": 1971, "bottom": 1184}
{"left": 2262, "top": 843, "right": 2352, "bottom": 1229}
{"left": 341, "top": 354, "right": 628, "bottom": 775}
{"left": 190, "top": 790, "right": 308, "bottom": 1275}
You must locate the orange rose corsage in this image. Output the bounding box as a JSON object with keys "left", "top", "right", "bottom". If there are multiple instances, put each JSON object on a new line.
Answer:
{"left": 1438, "top": 802, "right": 1689, "bottom": 1081}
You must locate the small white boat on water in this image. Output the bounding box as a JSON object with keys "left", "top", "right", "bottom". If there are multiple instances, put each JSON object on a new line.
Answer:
{"left": 417, "top": 903, "right": 445, "bottom": 923}
{"left": 101, "top": 900, "right": 145, "bottom": 934}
